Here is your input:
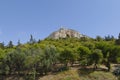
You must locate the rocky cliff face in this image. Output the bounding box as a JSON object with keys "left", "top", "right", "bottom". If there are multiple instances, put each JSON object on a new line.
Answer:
{"left": 47, "top": 27, "right": 87, "bottom": 39}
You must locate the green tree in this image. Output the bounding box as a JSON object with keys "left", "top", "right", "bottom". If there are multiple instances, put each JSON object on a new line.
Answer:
{"left": 83, "top": 42, "right": 95, "bottom": 50}
{"left": 17, "top": 40, "right": 21, "bottom": 46}
{"left": 116, "top": 33, "right": 120, "bottom": 45}
{"left": 5, "top": 48, "right": 26, "bottom": 75}
{"left": 0, "top": 49, "right": 9, "bottom": 74}
{"left": 59, "top": 48, "right": 76, "bottom": 67}
{"left": 24, "top": 45, "right": 42, "bottom": 79}
{"left": 95, "top": 41, "right": 110, "bottom": 58}
{"left": 104, "top": 52, "right": 111, "bottom": 71}
{"left": 89, "top": 49, "right": 103, "bottom": 70}
{"left": 96, "top": 36, "right": 103, "bottom": 41}
{"left": 109, "top": 46, "right": 120, "bottom": 63}
{"left": 0, "top": 42, "right": 4, "bottom": 49}
{"left": 7, "top": 41, "right": 14, "bottom": 48}
{"left": 29, "top": 35, "right": 36, "bottom": 44}
{"left": 41, "top": 45, "right": 58, "bottom": 74}
{"left": 77, "top": 46, "right": 91, "bottom": 66}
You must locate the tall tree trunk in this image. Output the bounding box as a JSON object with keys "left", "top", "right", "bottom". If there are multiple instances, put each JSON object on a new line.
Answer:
{"left": 106, "top": 62, "right": 111, "bottom": 71}
{"left": 94, "top": 63, "right": 97, "bottom": 70}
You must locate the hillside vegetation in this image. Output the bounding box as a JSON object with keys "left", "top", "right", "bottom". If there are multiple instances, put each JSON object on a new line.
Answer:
{"left": 1, "top": 33, "right": 120, "bottom": 80}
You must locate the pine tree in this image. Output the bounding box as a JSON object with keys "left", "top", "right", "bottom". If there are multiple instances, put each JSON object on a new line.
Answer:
{"left": 7, "top": 41, "right": 13, "bottom": 48}
{"left": 29, "top": 35, "right": 36, "bottom": 44}
{"left": 17, "top": 40, "right": 21, "bottom": 46}
{"left": 0, "top": 42, "right": 4, "bottom": 49}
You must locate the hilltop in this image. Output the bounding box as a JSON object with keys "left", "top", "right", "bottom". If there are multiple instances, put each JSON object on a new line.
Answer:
{"left": 47, "top": 27, "right": 88, "bottom": 39}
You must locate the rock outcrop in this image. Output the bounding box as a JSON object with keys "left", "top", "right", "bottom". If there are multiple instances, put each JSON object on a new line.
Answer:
{"left": 47, "top": 27, "right": 87, "bottom": 39}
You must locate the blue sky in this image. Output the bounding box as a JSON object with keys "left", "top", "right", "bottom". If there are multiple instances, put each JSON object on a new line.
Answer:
{"left": 0, "top": 0, "right": 120, "bottom": 45}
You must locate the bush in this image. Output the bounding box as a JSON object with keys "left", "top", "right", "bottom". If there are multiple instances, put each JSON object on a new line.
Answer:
{"left": 113, "top": 67, "right": 120, "bottom": 76}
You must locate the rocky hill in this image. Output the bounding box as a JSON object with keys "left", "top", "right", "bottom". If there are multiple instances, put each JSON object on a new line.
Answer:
{"left": 47, "top": 27, "right": 87, "bottom": 39}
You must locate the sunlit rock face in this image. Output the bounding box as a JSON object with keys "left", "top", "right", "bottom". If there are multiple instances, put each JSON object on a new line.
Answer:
{"left": 48, "top": 27, "right": 87, "bottom": 39}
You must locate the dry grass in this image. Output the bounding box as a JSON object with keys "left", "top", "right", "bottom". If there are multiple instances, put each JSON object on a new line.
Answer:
{"left": 39, "top": 69, "right": 80, "bottom": 80}
{"left": 39, "top": 68, "right": 116, "bottom": 80}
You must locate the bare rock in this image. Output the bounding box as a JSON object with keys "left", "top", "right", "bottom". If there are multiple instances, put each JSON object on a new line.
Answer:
{"left": 47, "top": 27, "right": 87, "bottom": 39}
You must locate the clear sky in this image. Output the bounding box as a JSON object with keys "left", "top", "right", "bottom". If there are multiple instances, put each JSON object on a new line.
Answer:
{"left": 0, "top": 0, "right": 120, "bottom": 45}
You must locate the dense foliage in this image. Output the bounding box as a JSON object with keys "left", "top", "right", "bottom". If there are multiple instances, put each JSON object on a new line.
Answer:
{"left": 1, "top": 34, "right": 120, "bottom": 79}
